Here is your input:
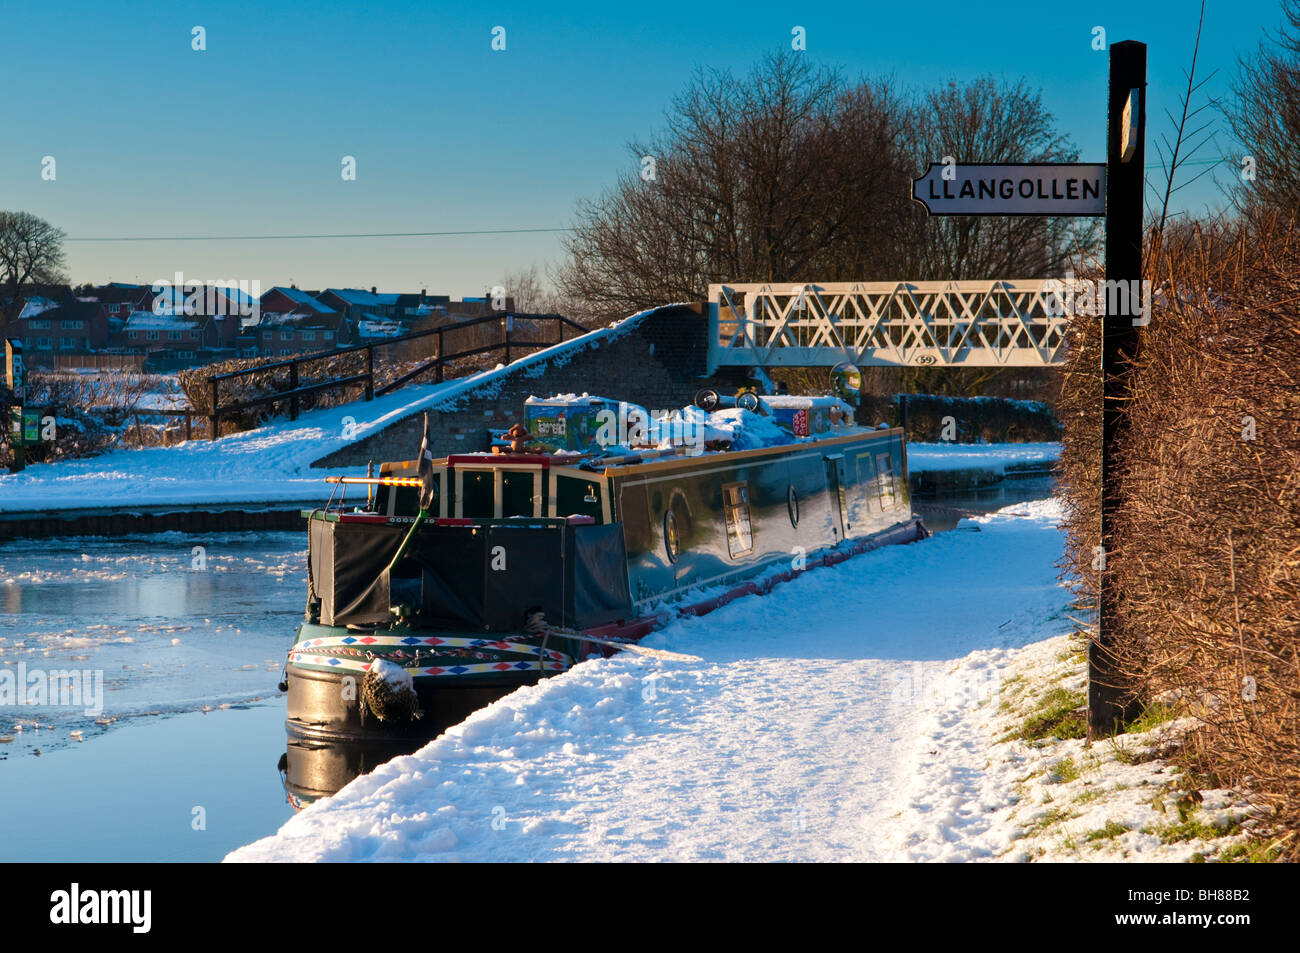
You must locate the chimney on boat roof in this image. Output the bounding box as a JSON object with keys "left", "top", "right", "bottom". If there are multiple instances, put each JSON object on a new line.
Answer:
{"left": 371, "top": 286, "right": 377, "bottom": 295}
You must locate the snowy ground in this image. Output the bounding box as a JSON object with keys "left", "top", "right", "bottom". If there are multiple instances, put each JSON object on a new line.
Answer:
{"left": 0, "top": 313, "right": 654, "bottom": 514}
{"left": 0, "top": 382, "right": 446, "bottom": 513}
{"left": 229, "top": 497, "right": 1253, "bottom": 863}
{"left": 890, "top": 632, "right": 1259, "bottom": 862}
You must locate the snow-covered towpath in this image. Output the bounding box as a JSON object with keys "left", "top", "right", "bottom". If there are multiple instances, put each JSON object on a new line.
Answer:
{"left": 228, "top": 500, "right": 1071, "bottom": 862}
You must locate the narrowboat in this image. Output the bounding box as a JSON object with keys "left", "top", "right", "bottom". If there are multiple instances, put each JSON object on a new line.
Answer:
{"left": 284, "top": 391, "right": 927, "bottom": 744}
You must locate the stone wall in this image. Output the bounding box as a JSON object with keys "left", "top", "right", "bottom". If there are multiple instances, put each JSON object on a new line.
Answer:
{"left": 312, "top": 303, "right": 745, "bottom": 468}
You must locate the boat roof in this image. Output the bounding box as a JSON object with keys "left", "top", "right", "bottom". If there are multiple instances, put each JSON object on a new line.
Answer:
{"left": 382, "top": 424, "right": 901, "bottom": 476}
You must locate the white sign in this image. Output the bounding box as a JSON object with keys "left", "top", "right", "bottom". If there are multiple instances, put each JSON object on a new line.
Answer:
{"left": 1120, "top": 88, "right": 1140, "bottom": 163}
{"left": 912, "top": 163, "right": 1107, "bottom": 216}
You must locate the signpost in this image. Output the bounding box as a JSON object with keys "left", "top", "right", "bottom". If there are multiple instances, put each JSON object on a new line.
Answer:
{"left": 1094, "top": 41, "right": 1147, "bottom": 735}
{"left": 910, "top": 41, "right": 1147, "bottom": 736}
{"left": 912, "top": 162, "right": 1107, "bottom": 216}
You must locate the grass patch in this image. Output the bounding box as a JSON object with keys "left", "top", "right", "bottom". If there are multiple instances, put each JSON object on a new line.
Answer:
{"left": 1108, "top": 737, "right": 1139, "bottom": 764}
{"left": 1154, "top": 815, "right": 1243, "bottom": 845}
{"left": 1124, "top": 702, "right": 1179, "bottom": 735}
{"left": 1075, "top": 787, "right": 1104, "bottom": 805}
{"left": 1003, "top": 686, "right": 1087, "bottom": 742}
{"left": 1028, "top": 806, "right": 1077, "bottom": 834}
{"left": 1048, "top": 756, "right": 1081, "bottom": 784}
{"left": 1218, "top": 838, "right": 1284, "bottom": 863}
{"left": 1086, "top": 820, "right": 1131, "bottom": 843}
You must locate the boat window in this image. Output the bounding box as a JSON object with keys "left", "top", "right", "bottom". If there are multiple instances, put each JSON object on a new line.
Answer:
{"left": 722, "top": 482, "right": 754, "bottom": 558}
{"left": 787, "top": 484, "right": 799, "bottom": 527}
{"left": 876, "top": 453, "right": 896, "bottom": 507}
{"left": 856, "top": 453, "right": 878, "bottom": 511}
{"left": 664, "top": 510, "right": 680, "bottom": 563}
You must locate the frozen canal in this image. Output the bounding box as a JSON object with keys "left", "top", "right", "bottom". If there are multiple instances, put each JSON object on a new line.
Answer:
{"left": 0, "top": 532, "right": 305, "bottom": 861}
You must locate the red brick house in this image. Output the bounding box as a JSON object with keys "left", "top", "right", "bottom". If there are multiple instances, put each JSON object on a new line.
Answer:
{"left": 14, "top": 301, "right": 111, "bottom": 358}
{"left": 118, "top": 311, "right": 218, "bottom": 356}
{"left": 254, "top": 310, "right": 351, "bottom": 356}
{"left": 260, "top": 286, "right": 336, "bottom": 318}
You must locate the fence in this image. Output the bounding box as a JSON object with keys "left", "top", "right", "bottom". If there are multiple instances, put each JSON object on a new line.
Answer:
{"left": 207, "top": 312, "right": 586, "bottom": 439}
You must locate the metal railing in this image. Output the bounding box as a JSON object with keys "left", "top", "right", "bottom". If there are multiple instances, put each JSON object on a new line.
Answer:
{"left": 207, "top": 311, "right": 586, "bottom": 439}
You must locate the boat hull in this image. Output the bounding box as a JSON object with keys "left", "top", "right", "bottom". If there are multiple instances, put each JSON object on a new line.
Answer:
{"left": 285, "top": 660, "right": 538, "bottom": 743}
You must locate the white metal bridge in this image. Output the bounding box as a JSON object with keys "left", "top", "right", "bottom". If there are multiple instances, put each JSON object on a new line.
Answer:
{"left": 706, "top": 280, "right": 1068, "bottom": 371}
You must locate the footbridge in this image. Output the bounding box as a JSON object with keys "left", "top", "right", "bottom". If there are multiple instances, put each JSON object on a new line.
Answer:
{"left": 706, "top": 280, "right": 1068, "bottom": 372}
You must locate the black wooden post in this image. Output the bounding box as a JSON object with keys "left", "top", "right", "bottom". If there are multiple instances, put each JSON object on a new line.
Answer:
{"left": 209, "top": 378, "right": 219, "bottom": 441}
{"left": 1090, "top": 39, "right": 1146, "bottom": 736}
{"left": 365, "top": 345, "right": 374, "bottom": 401}
{"left": 184, "top": 413, "right": 192, "bottom": 442}
{"left": 501, "top": 314, "right": 511, "bottom": 365}
{"left": 435, "top": 330, "right": 444, "bottom": 383}
{"left": 289, "top": 360, "right": 299, "bottom": 421}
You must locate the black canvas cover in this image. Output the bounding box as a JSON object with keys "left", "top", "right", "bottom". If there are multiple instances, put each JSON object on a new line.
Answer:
{"left": 311, "top": 518, "right": 406, "bottom": 626}
{"left": 567, "top": 522, "right": 633, "bottom": 628}
{"left": 312, "top": 517, "right": 633, "bottom": 632}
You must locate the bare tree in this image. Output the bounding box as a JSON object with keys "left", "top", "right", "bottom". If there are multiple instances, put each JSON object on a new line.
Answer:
{"left": 0, "top": 211, "right": 68, "bottom": 331}
{"left": 556, "top": 54, "right": 1092, "bottom": 335}
{"left": 554, "top": 52, "right": 918, "bottom": 325}
{"left": 1225, "top": 0, "right": 1300, "bottom": 215}
{"left": 900, "top": 77, "right": 1098, "bottom": 281}
{"left": 500, "top": 265, "right": 550, "bottom": 313}
{"left": 1151, "top": 0, "right": 1220, "bottom": 237}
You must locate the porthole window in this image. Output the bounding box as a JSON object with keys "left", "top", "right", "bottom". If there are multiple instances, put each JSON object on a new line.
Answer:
{"left": 664, "top": 510, "right": 680, "bottom": 563}
{"left": 787, "top": 484, "right": 799, "bottom": 527}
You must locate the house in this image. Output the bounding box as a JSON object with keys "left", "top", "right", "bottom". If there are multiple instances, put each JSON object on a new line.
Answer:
{"left": 253, "top": 310, "right": 351, "bottom": 356}
{"left": 395, "top": 292, "right": 449, "bottom": 319}
{"left": 444, "top": 295, "right": 515, "bottom": 320}
{"left": 259, "top": 286, "right": 336, "bottom": 319}
{"left": 78, "top": 282, "right": 157, "bottom": 318}
{"left": 118, "top": 311, "right": 219, "bottom": 356}
{"left": 149, "top": 285, "right": 252, "bottom": 346}
{"left": 317, "top": 288, "right": 399, "bottom": 324}
{"left": 13, "top": 301, "right": 111, "bottom": 363}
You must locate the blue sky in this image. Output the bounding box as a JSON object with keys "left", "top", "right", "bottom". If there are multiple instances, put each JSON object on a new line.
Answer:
{"left": 0, "top": 0, "right": 1280, "bottom": 297}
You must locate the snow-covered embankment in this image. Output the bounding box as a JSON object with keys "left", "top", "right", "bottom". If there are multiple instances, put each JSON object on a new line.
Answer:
{"left": 230, "top": 499, "right": 1090, "bottom": 862}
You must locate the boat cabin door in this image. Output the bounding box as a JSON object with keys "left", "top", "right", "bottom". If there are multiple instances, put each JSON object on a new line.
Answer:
{"left": 824, "top": 454, "right": 850, "bottom": 539}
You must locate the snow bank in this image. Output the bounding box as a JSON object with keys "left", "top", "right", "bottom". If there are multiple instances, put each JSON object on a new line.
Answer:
{"left": 228, "top": 499, "right": 1081, "bottom": 863}
{"left": 0, "top": 310, "right": 664, "bottom": 513}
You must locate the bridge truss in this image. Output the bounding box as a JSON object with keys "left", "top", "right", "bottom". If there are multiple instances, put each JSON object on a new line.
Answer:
{"left": 706, "top": 281, "right": 1069, "bottom": 371}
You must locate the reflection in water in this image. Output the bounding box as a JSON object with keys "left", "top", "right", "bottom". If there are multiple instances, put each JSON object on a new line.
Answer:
{"left": 914, "top": 476, "right": 1056, "bottom": 534}
{"left": 279, "top": 712, "right": 466, "bottom": 811}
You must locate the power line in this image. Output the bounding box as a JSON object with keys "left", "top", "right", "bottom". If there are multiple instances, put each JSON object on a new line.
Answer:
{"left": 66, "top": 226, "right": 575, "bottom": 243}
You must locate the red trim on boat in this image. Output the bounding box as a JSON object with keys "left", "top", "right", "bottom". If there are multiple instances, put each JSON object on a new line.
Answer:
{"left": 447, "top": 454, "right": 554, "bottom": 467}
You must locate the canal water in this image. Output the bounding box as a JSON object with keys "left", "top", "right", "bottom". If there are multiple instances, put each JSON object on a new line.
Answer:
{"left": 0, "top": 478, "right": 1054, "bottom": 861}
